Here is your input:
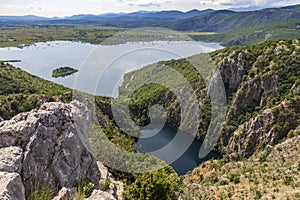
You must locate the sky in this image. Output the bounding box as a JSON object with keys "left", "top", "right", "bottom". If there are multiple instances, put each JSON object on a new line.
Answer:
{"left": 0, "top": 0, "right": 299, "bottom": 17}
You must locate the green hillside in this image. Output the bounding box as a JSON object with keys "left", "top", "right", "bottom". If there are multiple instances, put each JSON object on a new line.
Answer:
{"left": 167, "top": 5, "right": 300, "bottom": 32}
{"left": 0, "top": 61, "right": 71, "bottom": 119}
{"left": 190, "top": 20, "right": 300, "bottom": 47}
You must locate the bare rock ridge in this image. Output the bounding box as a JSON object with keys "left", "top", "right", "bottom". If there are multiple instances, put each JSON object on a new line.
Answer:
{"left": 0, "top": 101, "right": 122, "bottom": 199}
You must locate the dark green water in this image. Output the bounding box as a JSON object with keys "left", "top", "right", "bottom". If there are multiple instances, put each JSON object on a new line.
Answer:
{"left": 137, "top": 124, "right": 220, "bottom": 175}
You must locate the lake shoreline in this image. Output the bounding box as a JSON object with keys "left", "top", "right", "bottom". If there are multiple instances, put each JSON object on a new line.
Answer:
{"left": 0, "top": 40, "right": 223, "bottom": 97}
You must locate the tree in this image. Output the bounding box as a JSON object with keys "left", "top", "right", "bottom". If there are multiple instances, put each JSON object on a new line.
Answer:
{"left": 124, "top": 166, "right": 181, "bottom": 200}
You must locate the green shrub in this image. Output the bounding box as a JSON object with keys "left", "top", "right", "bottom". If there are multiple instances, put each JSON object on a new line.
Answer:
{"left": 77, "top": 181, "right": 95, "bottom": 198}
{"left": 124, "top": 166, "right": 181, "bottom": 200}
{"left": 228, "top": 173, "right": 241, "bottom": 184}
{"left": 207, "top": 172, "right": 219, "bottom": 184}
{"left": 100, "top": 179, "right": 112, "bottom": 191}
{"left": 259, "top": 146, "right": 273, "bottom": 162}
{"left": 219, "top": 179, "right": 229, "bottom": 185}
{"left": 28, "top": 185, "right": 52, "bottom": 200}
{"left": 255, "top": 190, "right": 262, "bottom": 200}
{"left": 283, "top": 176, "right": 293, "bottom": 186}
{"left": 287, "top": 129, "right": 300, "bottom": 138}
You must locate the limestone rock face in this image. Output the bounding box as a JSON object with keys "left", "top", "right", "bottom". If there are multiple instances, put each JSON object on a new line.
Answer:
{"left": 224, "top": 98, "right": 299, "bottom": 157}
{"left": 219, "top": 51, "right": 249, "bottom": 98}
{"left": 85, "top": 189, "right": 116, "bottom": 200}
{"left": 0, "top": 101, "right": 101, "bottom": 197}
{"left": 97, "top": 161, "right": 113, "bottom": 180}
{"left": 0, "top": 171, "right": 25, "bottom": 200}
{"left": 97, "top": 161, "right": 124, "bottom": 200}
{"left": 108, "top": 180, "right": 124, "bottom": 200}
{"left": 52, "top": 187, "right": 78, "bottom": 200}
{"left": 0, "top": 146, "right": 23, "bottom": 173}
{"left": 226, "top": 74, "right": 279, "bottom": 121}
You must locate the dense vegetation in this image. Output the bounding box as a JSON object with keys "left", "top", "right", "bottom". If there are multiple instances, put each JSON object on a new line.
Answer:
{"left": 124, "top": 166, "right": 181, "bottom": 200}
{"left": 52, "top": 66, "right": 78, "bottom": 78}
{"left": 119, "top": 55, "right": 212, "bottom": 141}
{"left": 0, "top": 61, "right": 71, "bottom": 119}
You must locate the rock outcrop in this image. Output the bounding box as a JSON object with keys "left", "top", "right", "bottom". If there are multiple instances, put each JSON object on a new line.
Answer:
{"left": 0, "top": 101, "right": 101, "bottom": 198}
{"left": 86, "top": 189, "right": 116, "bottom": 200}
{"left": 0, "top": 146, "right": 23, "bottom": 173}
{"left": 97, "top": 162, "right": 124, "bottom": 200}
{"left": 52, "top": 187, "right": 77, "bottom": 200}
{"left": 0, "top": 171, "right": 25, "bottom": 200}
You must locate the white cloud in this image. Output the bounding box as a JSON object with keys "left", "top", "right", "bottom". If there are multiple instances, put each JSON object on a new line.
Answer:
{"left": 115, "top": 0, "right": 170, "bottom": 7}
{"left": 0, "top": 0, "right": 300, "bottom": 17}
{"left": 211, "top": 0, "right": 300, "bottom": 7}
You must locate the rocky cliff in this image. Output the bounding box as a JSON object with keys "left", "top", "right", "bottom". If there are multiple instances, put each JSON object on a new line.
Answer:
{"left": 215, "top": 40, "right": 300, "bottom": 158}
{"left": 0, "top": 101, "right": 123, "bottom": 200}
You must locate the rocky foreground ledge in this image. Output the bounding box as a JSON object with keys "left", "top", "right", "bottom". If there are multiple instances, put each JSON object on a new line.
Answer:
{"left": 0, "top": 101, "right": 123, "bottom": 200}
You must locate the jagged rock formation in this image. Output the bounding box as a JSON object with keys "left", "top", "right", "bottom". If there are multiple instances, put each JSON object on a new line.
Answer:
{"left": 0, "top": 101, "right": 102, "bottom": 199}
{"left": 0, "top": 146, "right": 23, "bottom": 173}
{"left": 225, "top": 97, "right": 299, "bottom": 158}
{"left": 86, "top": 189, "right": 116, "bottom": 200}
{"left": 52, "top": 187, "right": 77, "bottom": 200}
{"left": 0, "top": 171, "right": 25, "bottom": 200}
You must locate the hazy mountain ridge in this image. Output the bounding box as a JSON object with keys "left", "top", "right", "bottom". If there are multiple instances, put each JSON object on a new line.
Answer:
{"left": 166, "top": 4, "right": 300, "bottom": 32}
{"left": 0, "top": 9, "right": 214, "bottom": 22}
{"left": 1, "top": 4, "right": 299, "bottom": 32}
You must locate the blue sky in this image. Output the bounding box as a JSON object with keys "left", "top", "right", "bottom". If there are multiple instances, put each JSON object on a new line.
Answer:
{"left": 0, "top": 0, "right": 299, "bottom": 17}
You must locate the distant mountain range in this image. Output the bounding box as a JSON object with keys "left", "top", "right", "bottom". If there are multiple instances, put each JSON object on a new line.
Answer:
{"left": 1, "top": 4, "right": 300, "bottom": 32}
{"left": 66, "top": 9, "right": 215, "bottom": 21}
{"left": 0, "top": 15, "right": 49, "bottom": 22}
{"left": 0, "top": 9, "right": 214, "bottom": 22}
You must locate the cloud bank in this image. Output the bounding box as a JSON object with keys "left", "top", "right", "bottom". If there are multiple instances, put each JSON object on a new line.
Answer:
{"left": 0, "top": 0, "right": 299, "bottom": 17}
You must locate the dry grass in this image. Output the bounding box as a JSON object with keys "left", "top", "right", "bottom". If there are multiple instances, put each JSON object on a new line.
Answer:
{"left": 181, "top": 136, "right": 300, "bottom": 199}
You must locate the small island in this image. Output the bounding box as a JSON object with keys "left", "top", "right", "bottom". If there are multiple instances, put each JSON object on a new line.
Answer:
{"left": 52, "top": 66, "right": 78, "bottom": 78}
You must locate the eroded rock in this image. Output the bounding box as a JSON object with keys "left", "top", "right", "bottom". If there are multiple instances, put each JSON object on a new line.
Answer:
{"left": 0, "top": 146, "right": 23, "bottom": 173}
{"left": 0, "top": 101, "right": 101, "bottom": 197}
{"left": 52, "top": 187, "right": 78, "bottom": 200}
{"left": 0, "top": 171, "right": 25, "bottom": 200}
{"left": 85, "top": 189, "right": 116, "bottom": 200}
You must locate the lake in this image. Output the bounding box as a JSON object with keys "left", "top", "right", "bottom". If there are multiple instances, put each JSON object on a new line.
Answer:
{"left": 0, "top": 40, "right": 223, "bottom": 97}
{"left": 0, "top": 40, "right": 223, "bottom": 174}
{"left": 138, "top": 124, "right": 219, "bottom": 175}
